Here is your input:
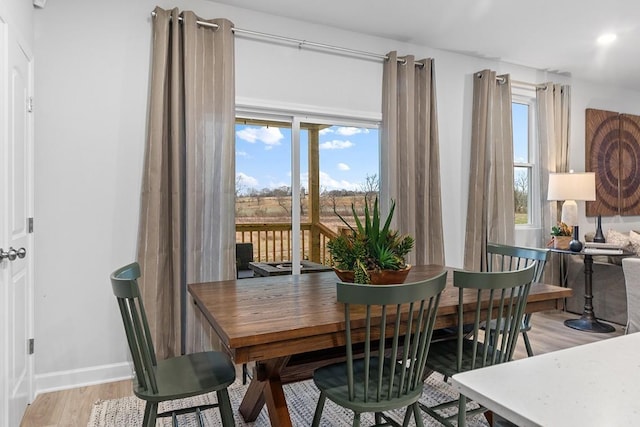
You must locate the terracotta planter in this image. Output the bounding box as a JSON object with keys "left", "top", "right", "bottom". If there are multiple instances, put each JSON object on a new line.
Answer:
{"left": 333, "top": 265, "right": 412, "bottom": 285}
{"left": 553, "top": 236, "right": 571, "bottom": 250}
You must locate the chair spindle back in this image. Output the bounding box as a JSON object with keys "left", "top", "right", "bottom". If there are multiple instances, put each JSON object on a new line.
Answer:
{"left": 455, "top": 263, "right": 536, "bottom": 370}
{"left": 337, "top": 271, "right": 447, "bottom": 404}
{"left": 110, "top": 262, "right": 159, "bottom": 395}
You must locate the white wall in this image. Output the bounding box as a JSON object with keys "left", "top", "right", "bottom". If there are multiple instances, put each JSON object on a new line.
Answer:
{"left": 32, "top": 0, "right": 640, "bottom": 392}
{"left": 0, "top": 0, "right": 33, "bottom": 47}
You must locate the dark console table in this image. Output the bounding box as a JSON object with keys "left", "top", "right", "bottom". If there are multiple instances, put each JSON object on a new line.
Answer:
{"left": 550, "top": 247, "right": 633, "bottom": 333}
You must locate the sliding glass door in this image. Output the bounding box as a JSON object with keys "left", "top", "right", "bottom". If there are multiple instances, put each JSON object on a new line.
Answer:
{"left": 235, "top": 112, "right": 379, "bottom": 274}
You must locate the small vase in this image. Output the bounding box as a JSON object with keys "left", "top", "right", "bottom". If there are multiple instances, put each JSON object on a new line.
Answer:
{"left": 593, "top": 214, "right": 605, "bottom": 243}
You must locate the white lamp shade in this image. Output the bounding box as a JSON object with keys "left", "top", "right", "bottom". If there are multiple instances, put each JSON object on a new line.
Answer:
{"left": 547, "top": 172, "right": 596, "bottom": 201}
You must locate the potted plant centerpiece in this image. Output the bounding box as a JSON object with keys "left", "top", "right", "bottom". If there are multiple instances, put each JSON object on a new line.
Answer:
{"left": 549, "top": 222, "right": 572, "bottom": 250}
{"left": 327, "top": 197, "right": 414, "bottom": 284}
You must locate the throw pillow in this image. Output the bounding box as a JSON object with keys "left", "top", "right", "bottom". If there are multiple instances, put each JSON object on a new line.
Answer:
{"left": 629, "top": 230, "right": 640, "bottom": 257}
{"left": 606, "top": 229, "right": 633, "bottom": 265}
{"left": 606, "top": 229, "right": 631, "bottom": 248}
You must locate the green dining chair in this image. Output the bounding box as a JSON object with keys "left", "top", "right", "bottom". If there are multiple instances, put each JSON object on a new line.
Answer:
{"left": 110, "top": 262, "right": 236, "bottom": 427}
{"left": 419, "top": 264, "right": 536, "bottom": 427}
{"left": 312, "top": 271, "right": 448, "bottom": 427}
{"left": 484, "top": 243, "right": 549, "bottom": 357}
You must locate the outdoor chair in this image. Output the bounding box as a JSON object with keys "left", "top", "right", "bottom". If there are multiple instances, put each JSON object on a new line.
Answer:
{"left": 419, "top": 264, "right": 536, "bottom": 427}
{"left": 236, "top": 242, "right": 254, "bottom": 279}
{"left": 110, "top": 262, "right": 236, "bottom": 427}
{"left": 484, "top": 243, "right": 549, "bottom": 357}
{"left": 312, "top": 271, "right": 448, "bottom": 427}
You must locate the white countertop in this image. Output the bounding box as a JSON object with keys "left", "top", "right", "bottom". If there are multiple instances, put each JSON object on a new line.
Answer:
{"left": 451, "top": 333, "right": 640, "bottom": 427}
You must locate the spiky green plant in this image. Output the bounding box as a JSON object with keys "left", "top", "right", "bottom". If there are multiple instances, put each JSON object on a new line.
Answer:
{"left": 328, "top": 196, "right": 414, "bottom": 283}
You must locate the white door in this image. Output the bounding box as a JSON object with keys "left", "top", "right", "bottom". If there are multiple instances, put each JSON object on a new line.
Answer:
{"left": 1, "top": 24, "right": 34, "bottom": 427}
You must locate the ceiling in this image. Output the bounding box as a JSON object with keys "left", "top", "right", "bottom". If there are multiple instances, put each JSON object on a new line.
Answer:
{"left": 213, "top": 0, "right": 640, "bottom": 91}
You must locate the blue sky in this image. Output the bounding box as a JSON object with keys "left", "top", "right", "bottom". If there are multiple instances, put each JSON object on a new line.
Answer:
{"left": 235, "top": 124, "right": 379, "bottom": 194}
{"left": 235, "top": 104, "right": 527, "bottom": 195}
{"left": 512, "top": 102, "right": 529, "bottom": 164}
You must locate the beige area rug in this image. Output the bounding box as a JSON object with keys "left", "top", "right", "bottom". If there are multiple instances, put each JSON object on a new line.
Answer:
{"left": 87, "top": 375, "right": 489, "bottom": 426}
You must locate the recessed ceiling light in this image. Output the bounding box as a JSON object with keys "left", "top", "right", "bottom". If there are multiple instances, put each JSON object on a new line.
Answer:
{"left": 597, "top": 33, "right": 617, "bottom": 45}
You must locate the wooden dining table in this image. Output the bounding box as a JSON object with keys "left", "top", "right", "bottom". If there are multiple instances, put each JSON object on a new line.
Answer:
{"left": 188, "top": 265, "right": 571, "bottom": 426}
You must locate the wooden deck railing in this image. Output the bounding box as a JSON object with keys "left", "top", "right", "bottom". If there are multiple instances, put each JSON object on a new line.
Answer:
{"left": 236, "top": 222, "right": 338, "bottom": 265}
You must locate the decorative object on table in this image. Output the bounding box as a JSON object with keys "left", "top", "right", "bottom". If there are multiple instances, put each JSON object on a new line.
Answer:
{"left": 327, "top": 197, "right": 414, "bottom": 284}
{"left": 593, "top": 214, "right": 606, "bottom": 243}
{"left": 547, "top": 171, "right": 596, "bottom": 252}
{"left": 586, "top": 108, "right": 640, "bottom": 217}
{"left": 549, "top": 222, "right": 572, "bottom": 250}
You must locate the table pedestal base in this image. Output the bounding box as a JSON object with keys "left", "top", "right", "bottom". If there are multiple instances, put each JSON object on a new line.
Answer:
{"left": 564, "top": 317, "right": 615, "bottom": 333}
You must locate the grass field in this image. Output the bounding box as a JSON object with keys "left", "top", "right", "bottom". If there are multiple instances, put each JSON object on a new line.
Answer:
{"left": 236, "top": 195, "right": 369, "bottom": 229}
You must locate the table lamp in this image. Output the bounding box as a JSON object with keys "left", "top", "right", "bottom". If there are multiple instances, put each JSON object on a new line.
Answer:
{"left": 547, "top": 171, "right": 596, "bottom": 252}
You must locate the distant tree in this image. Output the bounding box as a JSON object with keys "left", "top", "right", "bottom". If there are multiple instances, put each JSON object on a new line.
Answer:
{"left": 360, "top": 173, "right": 380, "bottom": 199}
{"left": 275, "top": 186, "right": 292, "bottom": 215}
{"left": 235, "top": 175, "right": 245, "bottom": 198}
{"left": 514, "top": 172, "right": 528, "bottom": 214}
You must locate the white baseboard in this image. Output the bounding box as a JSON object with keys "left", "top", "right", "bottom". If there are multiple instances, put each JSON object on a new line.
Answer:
{"left": 35, "top": 362, "right": 133, "bottom": 396}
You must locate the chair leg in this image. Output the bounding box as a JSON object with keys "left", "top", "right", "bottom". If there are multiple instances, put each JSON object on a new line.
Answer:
{"left": 196, "top": 407, "right": 204, "bottom": 427}
{"left": 312, "top": 392, "right": 326, "bottom": 427}
{"left": 523, "top": 331, "right": 534, "bottom": 357}
{"left": 458, "top": 394, "right": 467, "bottom": 427}
{"left": 242, "top": 363, "right": 252, "bottom": 385}
{"left": 216, "top": 388, "right": 235, "bottom": 427}
{"left": 352, "top": 412, "right": 361, "bottom": 427}
{"left": 143, "top": 401, "right": 158, "bottom": 427}
{"left": 412, "top": 402, "right": 425, "bottom": 427}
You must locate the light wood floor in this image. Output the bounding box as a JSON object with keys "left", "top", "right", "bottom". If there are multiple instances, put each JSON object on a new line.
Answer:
{"left": 21, "top": 310, "right": 624, "bottom": 427}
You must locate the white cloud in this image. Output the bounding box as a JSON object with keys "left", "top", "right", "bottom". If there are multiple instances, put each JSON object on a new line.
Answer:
{"left": 338, "top": 163, "right": 350, "bottom": 171}
{"left": 236, "top": 172, "right": 259, "bottom": 188}
{"left": 236, "top": 150, "right": 248, "bottom": 157}
{"left": 319, "top": 171, "right": 359, "bottom": 191}
{"left": 319, "top": 128, "right": 333, "bottom": 135}
{"left": 336, "top": 127, "right": 369, "bottom": 136}
{"left": 319, "top": 139, "right": 354, "bottom": 150}
{"left": 237, "top": 126, "right": 284, "bottom": 147}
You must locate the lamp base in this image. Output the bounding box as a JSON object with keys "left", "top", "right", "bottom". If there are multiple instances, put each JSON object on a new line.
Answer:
{"left": 593, "top": 214, "right": 605, "bottom": 243}
{"left": 569, "top": 225, "right": 583, "bottom": 252}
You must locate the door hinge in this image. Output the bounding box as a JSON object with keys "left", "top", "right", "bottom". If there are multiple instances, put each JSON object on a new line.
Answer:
{"left": 28, "top": 217, "right": 34, "bottom": 233}
{"left": 27, "top": 97, "right": 33, "bottom": 113}
{"left": 28, "top": 338, "right": 34, "bottom": 355}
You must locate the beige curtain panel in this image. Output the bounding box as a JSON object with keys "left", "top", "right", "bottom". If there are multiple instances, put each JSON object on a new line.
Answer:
{"left": 464, "top": 70, "right": 515, "bottom": 271}
{"left": 538, "top": 83, "right": 570, "bottom": 286}
{"left": 538, "top": 83, "right": 571, "bottom": 239}
{"left": 137, "top": 6, "right": 236, "bottom": 359}
{"left": 381, "top": 52, "right": 445, "bottom": 266}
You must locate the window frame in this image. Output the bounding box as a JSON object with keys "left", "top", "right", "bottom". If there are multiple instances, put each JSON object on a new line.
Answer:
{"left": 234, "top": 107, "right": 380, "bottom": 272}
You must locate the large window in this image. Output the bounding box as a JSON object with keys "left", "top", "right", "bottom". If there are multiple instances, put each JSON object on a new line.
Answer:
{"left": 512, "top": 90, "right": 538, "bottom": 227}
{"left": 234, "top": 114, "right": 379, "bottom": 265}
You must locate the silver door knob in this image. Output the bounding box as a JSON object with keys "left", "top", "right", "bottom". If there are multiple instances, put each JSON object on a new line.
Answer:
{"left": 0, "top": 247, "right": 26, "bottom": 261}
